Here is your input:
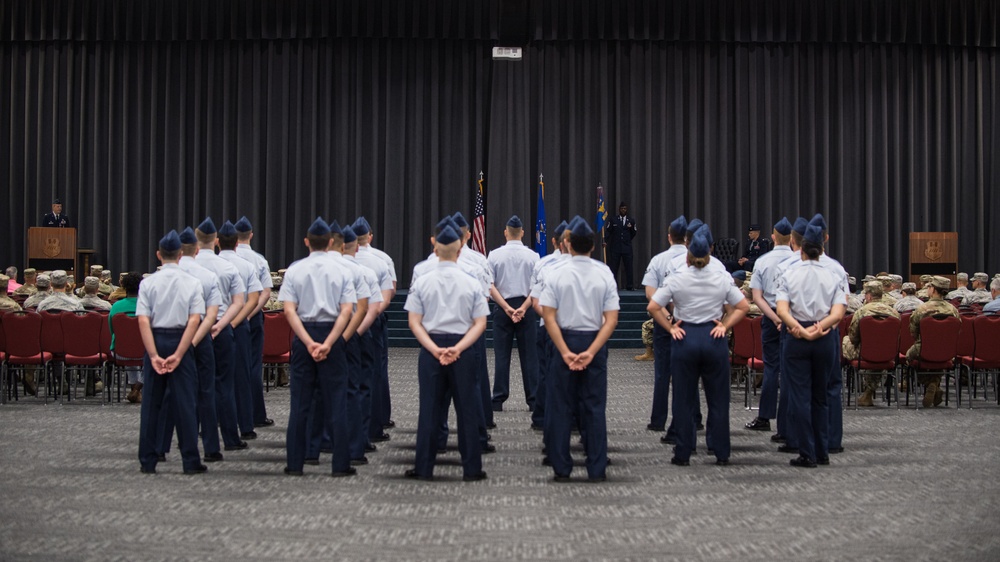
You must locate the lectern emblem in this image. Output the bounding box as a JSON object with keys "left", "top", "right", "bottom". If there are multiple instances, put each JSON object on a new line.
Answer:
{"left": 43, "top": 237, "right": 61, "bottom": 258}
{"left": 924, "top": 241, "right": 943, "bottom": 261}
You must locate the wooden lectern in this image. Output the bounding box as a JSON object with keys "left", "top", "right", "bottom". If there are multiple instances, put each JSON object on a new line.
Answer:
{"left": 908, "top": 232, "right": 957, "bottom": 288}
{"left": 27, "top": 227, "right": 77, "bottom": 280}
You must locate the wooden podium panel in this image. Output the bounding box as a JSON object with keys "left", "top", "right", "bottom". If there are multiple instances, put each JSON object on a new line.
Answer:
{"left": 908, "top": 232, "right": 957, "bottom": 288}
{"left": 27, "top": 227, "right": 77, "bottom": 279}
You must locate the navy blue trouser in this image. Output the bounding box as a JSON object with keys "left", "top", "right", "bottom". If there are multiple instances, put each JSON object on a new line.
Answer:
{"left": 491, "top": 297, "right": 538, "bottom": 409}
{"left": 212, "top": 325, "right": 242, "bottom": 447}
{"left": 158, "top": 336, "right": 220, "bottom": 456}
{"left": 827, "top": 327, "right": 843, "bottom": 450}
{"left": 757, "top": 315, "right": 782, "bottom": 419}
{"left": 414, "top": 334, "right": 482, "bottom": 478}
{"left": 306, "top": 335, "right": 364, "bottom": 460}
{"left": 532, "top": 327, "right": 551, "bottom": 428}
{"left": 379, "top": 312, "right": 391, "bottom": 426}
{"left": 138, "top": 328, "right": 199, "bottom": 472}
{"left": 776, "top": 326, "right": 794, "bottom": 444}
{"left": 436, "top": 339, "right": 490, "bottom": 450}
{"left": 475, "top": 333, "right": 492, "bottom": 426}
{"left": 544, "top": 330, "right": 608, "bottom": 480}
{"left": 248, "top": 312, "right": 268, "bottom": 424}
{"left": 669, "top": 322, "right": 731, "bottom": 462}
{"left": 783, "top": 325, "right": 834, "bottom": 462}
{"left": 232, "top": 320, "right": 254, "bottom": 434}
{"left": 287, "top": 324, "right": 350, "bottom": 473}
{"left": 366, "top": 318, "right": 386, "bottom": 440}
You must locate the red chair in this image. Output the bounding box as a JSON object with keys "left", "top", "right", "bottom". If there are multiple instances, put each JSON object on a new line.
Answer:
{"left": 905, "top": 315, "right": 962, "bottom": 408}
{"left": 953, "top": 316, "right": 976, "bottom": 406}
{"left": 849, "top": 315, "right": 901, "bottom": 408}
{"left": 99, "top": 316, "right": 114, "bottom": 401}
{"left": 61, "top": 311, "right": 107, "bottom": 402}
{"left": 730, "top": 316, "right": 754, "bottom": 408}
{"left": 747, "top": 316, "right": 765, "bottom": 403}
{"left": 1, "top": 311, "right": 54, "bottom": 404}
{"left": 262, "top": 311, "right": 292, "bottom": 391}
{"left": 958, "top": 315, "right": 1000, "bottom": 406}
{"left": 0, "top": 311, "right": 7, "bottom": 401}
{"left": 110, "top": 314, "right": 145, "bottom": 403}
{"left": 38, "top": 310, "right": 66, "bottom": 401}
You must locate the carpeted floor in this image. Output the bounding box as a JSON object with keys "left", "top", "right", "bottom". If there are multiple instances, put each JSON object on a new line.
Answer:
{"left": 1, "top": 348, "right": 999, "bottom": 561}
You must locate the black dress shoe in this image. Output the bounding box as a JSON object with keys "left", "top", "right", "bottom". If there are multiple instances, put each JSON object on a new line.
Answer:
{"left": 587, "top": 475, "right": 607, "bottom": 483}
{"left": 224, "top": 441, "right": 248, "bottom": 451}
{"left": 491, "top": 403, "right": 503, "bottom": 412}
{"left": 542, "top": 456, "right": 551, "bottom": 466}
{"left": 383, "top": 419, "right": 396, "bottom": 429}
{"left": 744, "top": 417, "right": 771, "bottom": 431}
{"left": 156, "top": 454, "right": 166, "bottom": 462}
{"left": 482, "top": 444, "right": 496, "bottom": 454}
{"left": 828, "top": 447, "right": 844, "bottom": 454}
{"left": 817, "top": 457, "right": 830, "bottom": 465}
{"left": 670, "top": 457, "right": 690, "bottom": 466}
{"left": 364, "top": 443, "right": 377, "bottom": 453}
{"left": 771, "top": 433, "right": 787, "bottom": 443}
{"left": 304, "top": 458, "right": 320, "bottom": 465}
{"left": 531, "top": 424, "right": 544, "bottom": 431}
{"left": 486, "top": 422, "right": 497, "bottom": 429}
{"left": 696, "top": 422, "right": 705, "bottom": 431}
{"left": 404, "top": 469, "right": 433, "bottom": 481}
{"left": 350, "top": 457, "right": 369, "bottom": 466}
{"left": 646, "top": 423, "right": 665, "bottom": 431}
{"left": 204, "top": 452, "right": 224, "bottom": 463}
{"left": 371, "top": 432, "right": 390, "bottom": 442}
{"left": 140, "top": 466, "right": 156, "bottom": 474}
{"left": 254, "top": 418, "right": 275, "bottom": 428}
{"left": 241, "top": 431, "right": 258, "bottom": 440}
{"left": 660, "top": 434, "right": 676, "bottom": 445}
{"left": 331, "top": 467, "right": 357, "bottom": 477}
{"left": 553, "top": 474, "right": 572, "bottom": 483}
{"left": 283, "top": 468, "right": 304, "bottom": 476}
{"left": 706, "top": 449, "right": 715, "bottom": 456}
{"left": 777, "top": 445, "right": 798, "bottom": 454}
{"left": 463, "top": 471, "right": 488, "bottom": 482}
{"left": 790, "top": 456, "right": 817, "bottom": 468}
{"left": 183, "top": 464, "right": 208, "bottom": 475}
{"left": 716, "top": 459, "right": 730, "bottom": 466}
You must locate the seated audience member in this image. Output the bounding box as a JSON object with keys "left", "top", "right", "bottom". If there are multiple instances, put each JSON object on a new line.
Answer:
{"left": 23, "top": 274, "right": 52, "bottom": 309}
{"left": 905, "top": 276, "right": 959, "bottom": 408}
{"left": 876, "top": 276, "right": 898, "bottom": 306}
{"left": 80, "top": 276, "right": 112, "bottom": 311}
{"left": 6, "top": 266, "right": 21, "bottom": 293}
{"left": 961, "top": 272, "right": 993, "bottom": 306}
{"left": 107, "top": 272, "right": 128, "bottom": 303}
{"left": 888, "top": 275, "right": 903, "bottom": 299}
{"left": 12, "top": 268, "right": 38, "bottom": 298}
{"left": 983, "top": 278, "right": 1000, "bottom": 314}
{"left": 842, "top": 281, "right": 899, "bottom": 407}
{"left": 99, "top": 270, "right": 115, "bottom": 296}
{"left": 0, "top": 274, "right": 22, "bottom": 311}
{"left": 894, "top": 283, "right": 923, "bottom": 313}
{"left": 36, "top": 270, "right": 84, "bottom": 312}
{"left": 109, "top": 272, "right": 143, "bottom": 403}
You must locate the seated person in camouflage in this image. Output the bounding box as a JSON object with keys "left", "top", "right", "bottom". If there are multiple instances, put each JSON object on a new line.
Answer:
{"left": 887, "top": 275, "right": 903, "bottom": 299}
{"left": 905, "top": 276, "right": 960, "bottom": 408}
{"left": 0, "top": 274, "right": 22, "bottom": 311}
{"left": 23, "top": 274, "right": 52, "bottom": 309}
{"left": 79, "top": 276, "right": 112, "bottom": 311}
{"left": 983, "top": 278, "right": 1000, "bottom": 314}
{"left": 945, "top": 273, "right": 970, "bottom": 301}
{"left": 842, "top": 281, "right": 899, "bottom": 407}
{"left": 12, "top": 268, "right": 38, "bottom": 298}
{"left": 875, "top": 276, "right": 897, "bottom": 306}
{"left": 894, "top": 283, "right": 923, "bottom": 313}
{"left": 916, "top": 275, "right": 933, "bottom": 299}
{"left": 99, "top": 270, "right": 115, "bottom": 296}
{"left": 107, "top": 272, "right": 128, "bottom": 303}
{"left": 36, "top": 270, "right": 84, "bottom": 313}
{"left": 635, "top": 318, "right": 654, "bottom": 361}
{"left": 961, "top": 272, "right": 992, "bottom": 306}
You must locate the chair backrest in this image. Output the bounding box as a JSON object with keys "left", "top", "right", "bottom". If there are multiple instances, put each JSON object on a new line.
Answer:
{"left": 837, "top": 313, "right": 852, "bottom": 338}
{"left": 955, "top": 315, "right": 976, "bottom": 358}
{"left": 972, "top": 315, "right": 1000, "bottom": 364}
{"left": 38, "top": 310, "right": 65, "bottom": 357}
{"left": 3, "top": 310, "right": 44, "bottom": 356}
{"left": 858, "top": 315, "right": 901, "bottom": 364}
{"left": 262, "top": 311, "right": 292, "bottom": 357}
{"left": 100, "top": 314, "right": 113, "bottom": 359}
{"left": 111, "top": 314, "right": 145, "bottom": 360}
{"left": 61, "top": 311, "right": 104, "bottom": 358}
{"left": 0, "top": 311, "right": 7, "bottom": 354}
{"left": 917, "top": 316, "right": 962, "bottom": 363}
{"left": 898, "top": 312, "right": 915, "bottom": 355}
{"left": 713, "top": 238, "right": 739, "bottom": 263}
{"left": 731, "top": 315, "right": 753, "bottom": 362}
{"left": 749, "top": 316, "right": 763, "bottom": 360}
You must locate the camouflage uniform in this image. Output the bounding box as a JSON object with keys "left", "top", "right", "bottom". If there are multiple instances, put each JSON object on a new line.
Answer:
{"left": 894, "top": 295, "right": 923, "bottom": 313}
{"left": 36, "top": 292, "right": 85, "bottom": 313}
{"left": 0, "top": 275, "right": 22, "bottom": 311}
{"left": 906, "top": 294, "right": 960, "bottom": 407}
{"left": 640, "top": 318, "right": 654, "bottom": 347}
{"left": 962, "top": 288, "right": 992, "bottom": 306}
{"left": 11, "top": 269, "right": 38, "bottom": 297}
{"left": 846, "top": 293, "right": 864, "bottom": 314}
{"left": 842, "top": 300, "right": 899, "bottom": 403}
{"left": 23, "top": 289, "right": 52, "bottom": 309}
{"left": 945, "top": 287, "right": 970, "bottom": 301}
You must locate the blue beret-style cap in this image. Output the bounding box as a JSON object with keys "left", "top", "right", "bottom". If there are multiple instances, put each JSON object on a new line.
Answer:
{"left": 732, "top": 270, "right": 747, "bottom": 282}
{"left": 197, "top": 217, "right": 217, "bottom": 235}
{"left": 792, "top": 217, "right": 809, "bottom": 235}
{"left": 689, "top": 232, "right": 710, "bottom": 258}
{"left": 685, "top": 218, "right": 704, "bottom": 235}
{"left": 669, "top": 215, "right": 688, "bottom": 234}
{"left": 308, "top": 216, "right": 330, "bottom": 236}
{"left": 804, "top": 223, "right": 825, "bottom": 246}
{"left": 219, "top": 220, "right": 237, "bottom": 237}
{"left": 553, "top": 220, "right": 569, "bottom": 238}
{"left": 235, "top": 216, "right": 252, "bottom": 233}
{"left": 159, "top": 230, "right": 182, "bottom": 252}
{"left": 451, "top": 212, "right": 469, "bottom": 228}
{"left": 341, "top": 225, "right": 357, "bottom": 244}
{"left": 436, "top": 225, "right": 461, "bottom": 245}
{"left": 506, "top": 215, "right": 522, "bottom": 228}
{"left": 328, "top": 220, "right": 343, "bottom": 236}
{"left": 179, "top": 227, "right": 197, "bottom": 245}
{"left": 436, "top": 216, "right": 460, "bottom": 234}
{"left": 570, "top": 217, "right": 594, "bottom": 237}
{"left": 773, "top": 217, "right": 792, "bottom": 236}
{"left": 695, "top": 224, "right": 714, "bottom": 246}
{"left": 809, "top": 213, "right": 827, "bottom": 231}
{"left": 352, "top": 216, "right": 371, "bottom": 236}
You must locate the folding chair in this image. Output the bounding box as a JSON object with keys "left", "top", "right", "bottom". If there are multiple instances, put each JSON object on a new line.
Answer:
{"left": 896, "top": 312, "right": 915, "bottom": 398}
{"left": 953, "top": 316, "right": 976, "bottom": 406}
{"left": 958, "top": 315, "right": 1000, "bottom": 407}
{"left": 1, "top": 311, "right": 53, "bottom": 404}
{"left": 848, "top": 315, "right": 900, "bottom": 409}
{"left": 262, "top": 311, "right": 292, "bottom": 391}
{"left": 747, "top": 315, "right": 764, "bottom": 401}
{"left": 110, "top": 314, "right": 145, "bottom": 403}
{"left": 61, "top": 311, "right": 107, "bottom": 402}
{"left": 38, "top": 311, "right": 66, "bottom": 401}
{"left": 904, "top": 315, "right": 961, "bottom": 408}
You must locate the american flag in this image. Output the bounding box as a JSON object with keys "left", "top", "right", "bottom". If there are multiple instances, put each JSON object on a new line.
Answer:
{"left": 471, "top": 172, "right": 487, "bottom": 255}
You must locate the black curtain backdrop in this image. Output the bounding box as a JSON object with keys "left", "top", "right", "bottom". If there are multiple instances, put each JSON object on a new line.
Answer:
{"left": 2, "top": 0, "right": 998, "bottom": 283}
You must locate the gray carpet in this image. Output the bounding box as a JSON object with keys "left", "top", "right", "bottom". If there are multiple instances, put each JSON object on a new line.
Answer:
{"left": 1, "top": 349, "right": 999, "bottom": 561}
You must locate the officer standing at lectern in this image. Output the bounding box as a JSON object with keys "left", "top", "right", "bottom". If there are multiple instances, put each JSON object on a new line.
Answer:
{"left": 42, "top": 198, "right": 71, "bottom": 227}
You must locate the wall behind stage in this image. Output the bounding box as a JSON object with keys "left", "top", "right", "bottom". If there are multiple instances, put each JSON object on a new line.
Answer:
{"left": 2, "top": 0, "right": 998, "bottom": 282}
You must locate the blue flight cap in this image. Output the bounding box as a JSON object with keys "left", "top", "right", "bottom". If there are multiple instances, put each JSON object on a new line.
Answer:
{"left": 341, "top": 225, "right": 357, "bottom": 244}
{"left": 308, "top": 216, "right": 330, "bottom": 236}
{"left": 570, "top": 218, "right": 594, "bottom": 237}
{"left": 553, "top": 220, "right": 569, "bottom": 238}
{"left": 219, "top": 221, "right": 237, "bottom": 237}
{"left": 159, "top": 230, "right": 181, "bottom": 252}
{"left": 792, "top": 217, "right": 809, "bottom": 235}
{"left": 685, "top": 218, "right": 704, "bottom": 235}
{"left": 451, "top": 212, "right": 469, "bottom": 228}
{"left": 234, "top": 216, "right": 252, "bottom": 233}
{"left": 773, "top": 217, "right": 792, "bottom": 236}
{"left": 809, "top": 213, "right": 827, "bottom": 231}
{"left": 179, "top": 227, "right": 197, "bottom": 245}
{"left": 436, "top": 225, "right": 461, "bottom": 245}
{"left": 328, "top": 220, "right": 343, "bottom": 236}
{"left": 695, "top": 224, "right": 714, "bottom": 246}
{"left": 506, "top": 215, "right": 523, "bottom": 228}
{"left": 669, "top": 215, "right": 688, "bottom": 235}
{"left": 352, "top": 217, "right": 371, "bottom": 236}
{"left": 804, "top": 223, "right": 825, "bottom": 246}
{"left": 689, "top": 232, "right": 710, "bottom": 258}
{"left": 197, "top": 217, "right": 217, "bottom": 235}
{"left": 732, "top": 270, "right": 747, "bottom": 282}
{"left": 436, "top": 216, "right": 460, "bottom": 234}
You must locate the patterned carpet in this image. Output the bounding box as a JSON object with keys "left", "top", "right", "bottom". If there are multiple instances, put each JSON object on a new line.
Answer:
{"left": 1, "top": 349, "right": 999, "bottom": 561}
